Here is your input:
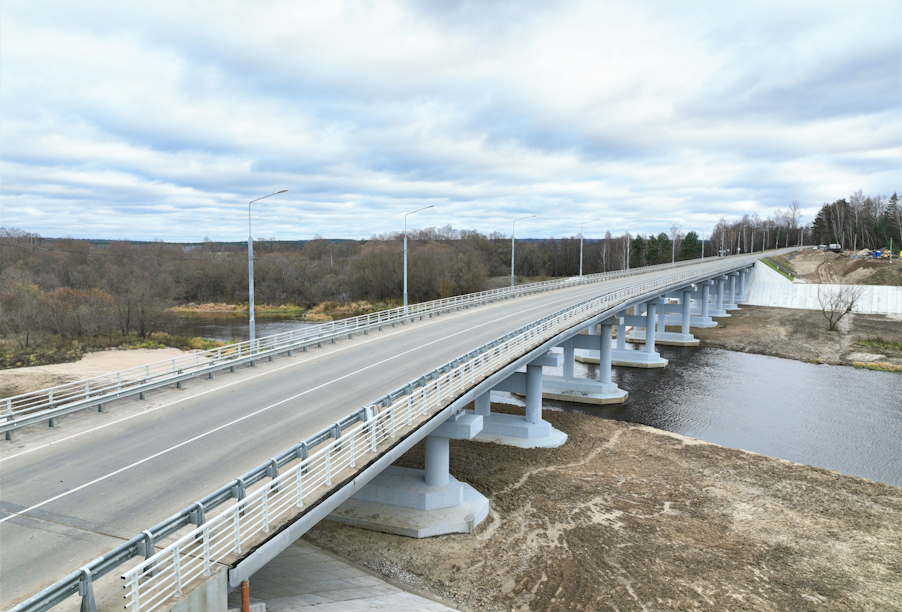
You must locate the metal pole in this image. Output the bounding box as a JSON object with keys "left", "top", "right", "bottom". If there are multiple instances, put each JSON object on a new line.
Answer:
{"left": 247, "top": 190, "right": 287, "bottom": 345}
{"left": 511, "top": 215, "right": 535, "bottom": 287}
{"left": 403, "top": 205, "right": 434, "bottom": 310}
{"left": 579, "top": 218, "right": 600, "bottom": 278}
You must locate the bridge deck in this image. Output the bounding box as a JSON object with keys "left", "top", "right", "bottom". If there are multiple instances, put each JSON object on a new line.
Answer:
{"left": 0, "top": 258, "right": 749, "bottom": 610}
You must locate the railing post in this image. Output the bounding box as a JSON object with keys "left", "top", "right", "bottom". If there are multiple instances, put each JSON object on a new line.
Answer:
{"left": 296, "top": 468, "right": 304, "bottom": 507}
{"left": 202, "top": 525, "right": 212, "bottom": 577}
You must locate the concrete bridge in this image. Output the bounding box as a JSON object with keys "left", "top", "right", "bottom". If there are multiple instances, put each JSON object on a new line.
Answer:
{"left": 0, "top": 254, "right": 769, "bottom": 612}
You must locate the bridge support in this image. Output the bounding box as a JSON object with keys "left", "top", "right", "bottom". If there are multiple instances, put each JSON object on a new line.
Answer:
{"left": 327, "top": 412, "right": 489, "bottom": 538}
{"left": 709, "top": 276, "right": 730, "bottom": 317}
{"left": 608, "top": 303, "right": 668, "bottom": 368}
{"left": 542, "top": 318, "right": 628, "bottom": 404}
{"left": 737, "top": 267, "right": 749, "bottom": 303}
{"left": 724, "top": 272, "right": 740, "bottom": 310}
{"left": 628, "top": 291, "right": 699, "bottom": 346}
{"left": 466, "top": 352, "right": 568, "bottom": 448}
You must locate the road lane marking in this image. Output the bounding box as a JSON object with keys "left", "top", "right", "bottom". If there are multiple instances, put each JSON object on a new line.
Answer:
{"left": 0, "top": 281, "right": 634, "bottom": 521}
{"left": 2, "top": 281, "right": 624, "bottom": 464}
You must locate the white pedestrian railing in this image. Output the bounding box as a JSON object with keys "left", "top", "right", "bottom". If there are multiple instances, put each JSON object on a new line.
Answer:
{"left": 1, "top": 255, "right": 739, "bottom": 434}
{"left": 119, "top": 257, "right": 757, "bottom": 612}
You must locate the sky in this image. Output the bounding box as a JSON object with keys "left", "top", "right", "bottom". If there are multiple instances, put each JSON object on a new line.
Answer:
{"left": 1, "top": 0, "right": 899, "bottom": 242}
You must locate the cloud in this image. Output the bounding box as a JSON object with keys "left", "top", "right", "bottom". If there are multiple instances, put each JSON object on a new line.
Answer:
{"left": 1, "top": 0, "right": 899, "bottom": 241}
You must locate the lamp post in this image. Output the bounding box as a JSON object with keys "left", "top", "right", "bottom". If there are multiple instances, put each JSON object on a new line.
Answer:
{"left": 670, "top": 224, "right": 683, "bottom": 264}
{"left": 625, "top": 223, "right": 639, "bottom": 270}
{"left": 248, "top": 189, "right": 288, "bottom": 345}
{"left": 511, "top": 215, "right": 535, "bottom": 287}
{"left": 403, "top": 205, "right": 434, "bottom": 310}
{"left": 579, "top": 218, "right": 600, "bottom": 278}
{"left": 701, "top": 226, "right": 713, "bottom": 260}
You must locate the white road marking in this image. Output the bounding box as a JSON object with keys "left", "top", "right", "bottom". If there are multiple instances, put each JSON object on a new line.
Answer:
{"left": 0, "top": 282, "right": 618, "bottom": 521}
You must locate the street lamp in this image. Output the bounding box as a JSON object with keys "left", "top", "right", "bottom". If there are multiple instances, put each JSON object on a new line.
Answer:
{"left": 701, "top": 226, "right": 713, "bottom": 260}
{"left": 248, "top": 189, "right": 288, "bottom": 345}
{"left": 625, "top": 223, "right": 640, "bottom": 270}
{"left": 670, "top": 224, "right": 683, "bottom": 264}
{"left": 403, "top": 205, "right": 434, "bottom": 310}
{"left": 511, "top": 215, "right": 535, "bottom": 287}
{"left": 579, "top": 218, "right": 600, "bottom": 278}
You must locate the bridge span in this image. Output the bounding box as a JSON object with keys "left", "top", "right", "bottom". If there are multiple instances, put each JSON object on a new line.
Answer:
{"left": 1, "top": 253, "right": 774, "bottom": 612}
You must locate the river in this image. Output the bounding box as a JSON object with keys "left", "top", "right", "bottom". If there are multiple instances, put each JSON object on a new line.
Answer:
{"left": 174, "top": 314, "right": 902, "bottom": 488}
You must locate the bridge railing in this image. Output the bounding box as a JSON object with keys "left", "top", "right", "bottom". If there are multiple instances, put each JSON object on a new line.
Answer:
{"left": 115, "top": 256, "right": 758, "bottom": 612}
{"left": 7, "top": 255, "right": 760, "bottom": 612}
{"left": 0, "top": 254, "right": 734, "bottom": 434}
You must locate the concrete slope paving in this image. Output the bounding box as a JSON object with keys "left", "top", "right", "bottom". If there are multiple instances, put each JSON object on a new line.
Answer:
{"left": 0, "top": 259, "right": 751, "bottom": 608}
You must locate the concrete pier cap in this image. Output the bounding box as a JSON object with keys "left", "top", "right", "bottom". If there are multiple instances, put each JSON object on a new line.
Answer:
{"left": 466, "top": 351, "right": 568, "bottom": 448}
{"left": 328, "top": 410, "right": 490, "bottom": 538}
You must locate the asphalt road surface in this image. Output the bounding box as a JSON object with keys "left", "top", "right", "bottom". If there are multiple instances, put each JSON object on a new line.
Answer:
{"left": 0, "top": 257, "right": 756, "bottom": 609}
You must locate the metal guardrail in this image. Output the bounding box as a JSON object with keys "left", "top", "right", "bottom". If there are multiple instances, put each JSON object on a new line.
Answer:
{"left": 1, "top": 256, "right": 722, "bottom": 435}
{"left": 4, "top": 255, "right": 760, "bottom": 612}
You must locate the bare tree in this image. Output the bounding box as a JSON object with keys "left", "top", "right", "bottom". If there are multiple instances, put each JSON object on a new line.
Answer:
{"left": 817, "top": 285, "right": 863, "bottom": 331}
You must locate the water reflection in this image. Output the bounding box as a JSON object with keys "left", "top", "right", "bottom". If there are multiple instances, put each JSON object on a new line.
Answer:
{"left": 168, "top": 313, "right": 316, "bottom": 343}
{"left": 496, "top": 346, "right": 902, "bottom": 488}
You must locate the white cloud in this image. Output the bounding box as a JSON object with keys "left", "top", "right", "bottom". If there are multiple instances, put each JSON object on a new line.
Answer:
{"left": 1, "top": 0, "right": 899, "bottom": 241}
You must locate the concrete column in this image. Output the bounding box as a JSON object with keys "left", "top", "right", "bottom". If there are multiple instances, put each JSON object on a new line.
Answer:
{"left": 424, "top": 436, "right": 450, "bottom": 486}
{"left": 475, "top": 392, "right": 491, "bottom": 417}
{"left": 587, "top": 323, "right": 596, "bottom": 336}
{"left": 617, "top": 316, "right": 627, "bottom": 351}
{"left": 739, "top": 269, "right": 747, "bottom": 301}
{"left": 525, "top": 364, "right": 543, "bottom": 424}
{"left": 562, "top": 338, "right": 575, "bottom": 379}
{"left": 645, "top": 303, "right": 657, "bottom": 355}
{"left": 716, "top": 278, "right": 725, "bottom": 311}
{"left": 701, "top": 284, "right": 710, "bottom": 319}
{"left": 599, "top": 323, "right": 613, "bottom": 384}
{"left": 729, "top": 275, "right": 736, "bottom": 304}
{"left": 681, "top": 290, "right": 692, "bottom": 335}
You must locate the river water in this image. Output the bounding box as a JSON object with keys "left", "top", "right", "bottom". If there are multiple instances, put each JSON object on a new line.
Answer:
{"left": 174, "top": 314, "right": 902, "bottom": 488}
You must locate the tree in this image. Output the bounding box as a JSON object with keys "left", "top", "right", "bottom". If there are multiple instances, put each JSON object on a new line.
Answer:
{"left": 817, "top": 285, "right": 862, "bottom": 331}
{"left": 678, "top": 231, "right": 701, "bottom": 260}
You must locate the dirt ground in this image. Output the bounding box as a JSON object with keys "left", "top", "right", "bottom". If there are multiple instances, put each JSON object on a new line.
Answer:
{"left": 774, "top": 249, "right": 902, "bottom": 285}
{"left": 305, "top": 405, "right": 902, "bottom": 612}
{"left": 682, "top": 305, "right": 902, "bottom": 366}
{"left": 0, "top": 347, "right": 187, "bottom": 399}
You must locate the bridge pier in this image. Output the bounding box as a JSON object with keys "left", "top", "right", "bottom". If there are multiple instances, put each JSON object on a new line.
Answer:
{"left": 628, "top": 290, "right": 699, "bottom": 346}
{"left": 737, "top": 267, "right": 749, "bottom": 303}
{"left": 467, "top": 352, "right": 568, "bottom": 448}
{"left": 724, "top": 272, "right": 740, "bottom": 310}
{"left": 709, "top": 276, "right": 730, "bottom": 317}
{"left": 611, "top": 301, "right": 668, "bottom": 368}
{"left": 543, "top": 318, "right": 628, "bottom": 404}
{"left": 327, "top": 412, "right": 489, "bottom": 538}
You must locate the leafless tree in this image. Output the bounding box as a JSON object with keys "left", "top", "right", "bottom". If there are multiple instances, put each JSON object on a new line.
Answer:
{"left": 817, "top": 285, "right": 863, "bottom": 331}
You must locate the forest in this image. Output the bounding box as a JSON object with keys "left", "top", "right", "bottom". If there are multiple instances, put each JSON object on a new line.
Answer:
{"left": 1, "top": 190, "right": 897, "bottom": 360}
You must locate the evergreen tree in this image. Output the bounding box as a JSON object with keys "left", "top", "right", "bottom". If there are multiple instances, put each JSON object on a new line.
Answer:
{"left": 678, "top": 231, "right": 701, "bottom": 260}
{"left": 630, "top": 235, "right": 645, "bottom": 268}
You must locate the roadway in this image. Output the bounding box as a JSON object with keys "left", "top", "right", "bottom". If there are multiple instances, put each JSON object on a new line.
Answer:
{"left": 0, "top": 257, "right": 753, "bottom": 609}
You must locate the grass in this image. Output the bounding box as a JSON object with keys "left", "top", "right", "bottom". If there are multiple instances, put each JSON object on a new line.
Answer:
{"left": 852, "top": 362, "right": 902, "bottom": 374}
{"left": 1, "top": 333, "right": 230, "bottom": 369}
{"left": 855, "top": 338, "right": 902, "bottom": 352}
{"left": 761, "top": 258, "right": 795, "bottom": 281}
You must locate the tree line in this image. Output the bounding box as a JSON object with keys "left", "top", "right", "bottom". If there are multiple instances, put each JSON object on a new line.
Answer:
{"left": 2, "top": 195, "right": 884, "bottom": 349}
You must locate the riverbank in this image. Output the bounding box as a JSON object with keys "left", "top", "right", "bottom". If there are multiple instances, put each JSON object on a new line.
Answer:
{"left": 305, "top": 404, "right": 902, "bottom": 612}
{"left": 683, "top": 304, "right": 902, "bottom": 372}
{"left": 0, "top": 347, "right": 189, "bottom": 398}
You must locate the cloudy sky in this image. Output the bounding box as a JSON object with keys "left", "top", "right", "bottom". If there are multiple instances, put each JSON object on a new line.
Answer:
{"left": 1, "top": 0, "right": 899, "bottom": 242}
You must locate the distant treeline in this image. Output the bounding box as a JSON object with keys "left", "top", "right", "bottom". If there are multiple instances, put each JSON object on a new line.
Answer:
{"left": 4, "top": 193, "right": 889, "bottom": 349}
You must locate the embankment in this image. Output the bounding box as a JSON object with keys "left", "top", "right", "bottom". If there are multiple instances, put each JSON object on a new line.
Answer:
{"left": 306, "top": 405, "right": 902, "bottom": 612}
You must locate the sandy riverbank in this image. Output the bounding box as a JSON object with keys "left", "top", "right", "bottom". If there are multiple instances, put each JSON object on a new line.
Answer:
{"left": 682, "top": 304, "right": 902, "bottom": 367}
{"left": 0, "top": 348, "right": 188, "bottom": 399}
{"left": 305, "top": 405, "right": 902, "bottom": 612}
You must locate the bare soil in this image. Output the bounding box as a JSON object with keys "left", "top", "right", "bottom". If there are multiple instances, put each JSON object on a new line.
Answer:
{"left": 0, "top": 347, "right": 188, "bottom": 399}
{"left": 775, "top": 250, "right": 902, "bottom": 286}
{"left": 683, "top": 305, "right": 902, "bottom": 366}
{"left": 305, "top": 405, "right": 902, "bottom": 611}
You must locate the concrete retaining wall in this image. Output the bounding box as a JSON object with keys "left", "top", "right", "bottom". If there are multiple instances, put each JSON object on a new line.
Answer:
{"left": 745, "top": 280, "right": 902, "bottom": 314}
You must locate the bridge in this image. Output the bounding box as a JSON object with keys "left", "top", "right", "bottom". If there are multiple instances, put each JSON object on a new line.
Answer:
{"left": 1, "top": 253, "right": 770, "bottom": 612}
